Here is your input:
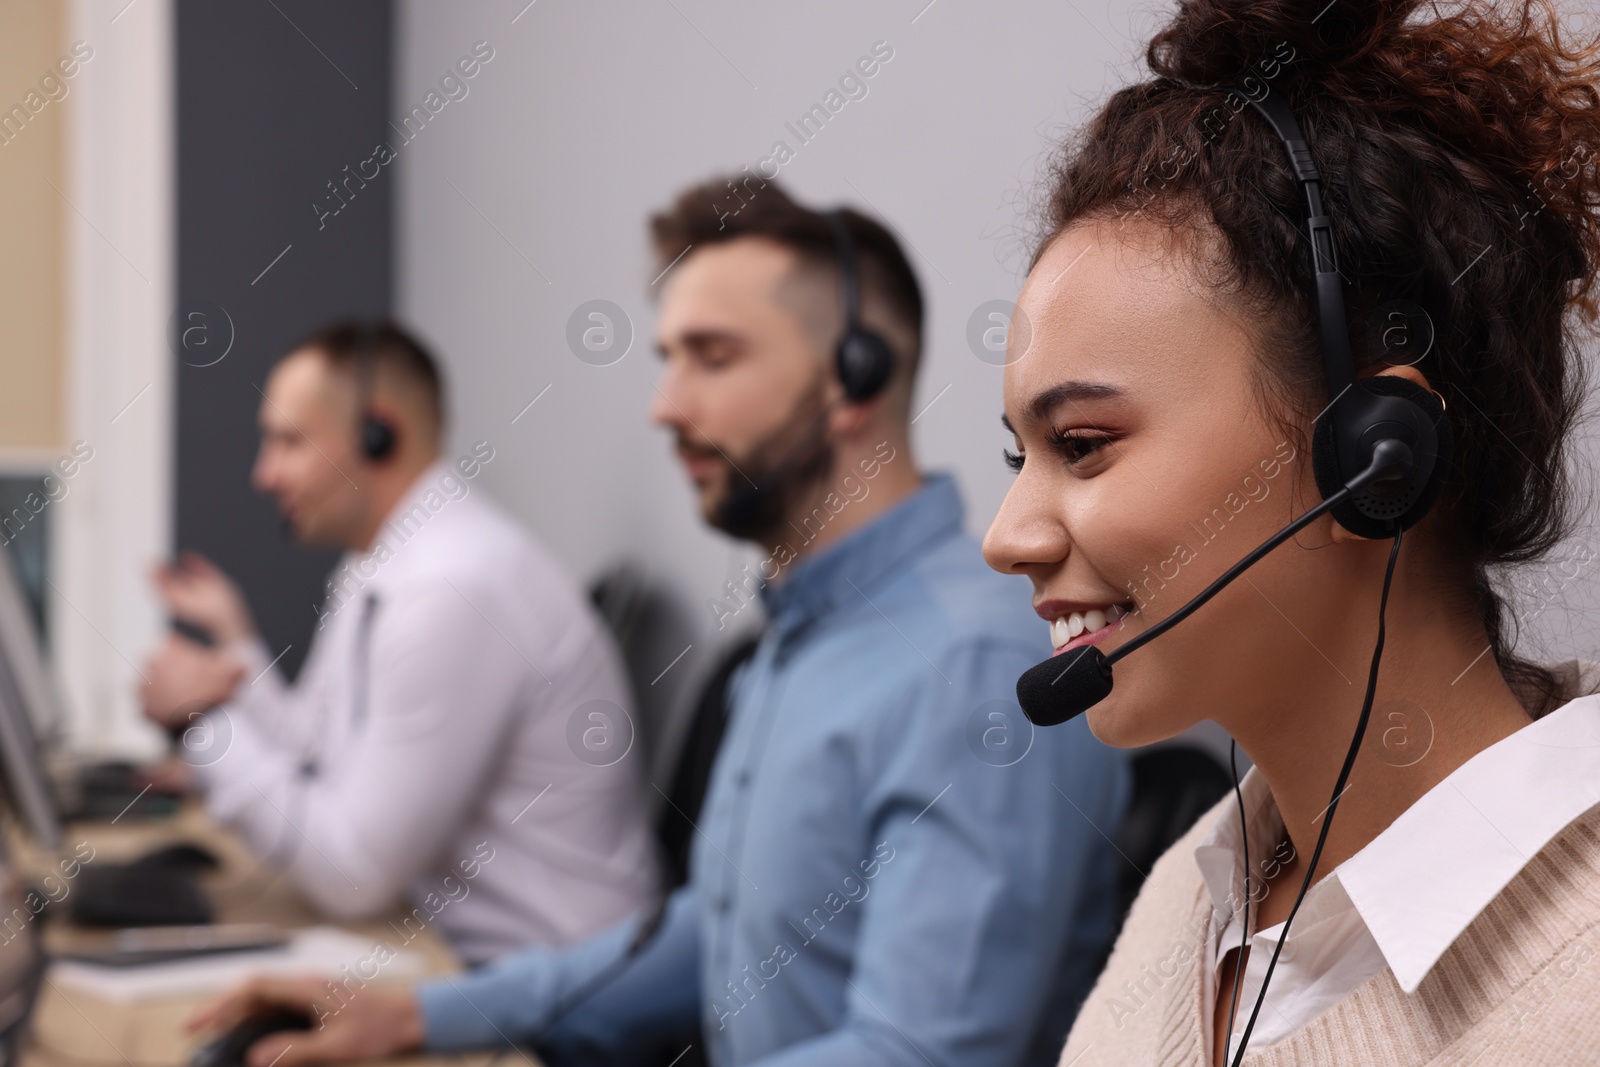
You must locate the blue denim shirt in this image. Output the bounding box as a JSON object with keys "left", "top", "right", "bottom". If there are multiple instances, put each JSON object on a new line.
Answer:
{"left": 418, "top": 472, "right": 1130, "bottom": 1066}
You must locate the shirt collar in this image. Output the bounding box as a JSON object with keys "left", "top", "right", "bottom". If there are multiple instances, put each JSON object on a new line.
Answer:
{"left": 1194, "top": 658, "right": 1600, "bottom": 994}
{"left": 1339, "top": 665, "right": 1600, "bottom": 992}
{"left": 344, "top": 459, "right": 456, "bottom": 572}
{"left": 758, "top": 471, "right": 961, "bottom": 633}
{"left": 389, "top": 459, "right": 456, "bottom": 526}
{"left": 1194, "top": 763, "right": 1281, "bottom": 933}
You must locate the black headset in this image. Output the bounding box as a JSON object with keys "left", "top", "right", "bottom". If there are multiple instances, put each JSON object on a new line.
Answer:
{"left": 1218, "top": 92, "right": 1456, "bottom": 1066}
{"left": 1011, "top": 85, "right": 1462, "bottom": 1067}
{"left": 354, "top": 327, "right": 398, "bottom": 462}
{"left": 1249, "top": 92, "right": 1453, "bottom": 537}
{"left": 1016, "top": 92, "right": 1456, "bottom": 725}
{"left": 825, "top": 211, "right": 895, "bottom": 403}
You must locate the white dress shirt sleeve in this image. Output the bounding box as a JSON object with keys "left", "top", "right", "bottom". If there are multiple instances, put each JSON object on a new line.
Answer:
{"left": 214, "top": 635, "right": 304, "bottom": 747}
{"left": 191, "top": 576, "right": 531, "bottom": 919}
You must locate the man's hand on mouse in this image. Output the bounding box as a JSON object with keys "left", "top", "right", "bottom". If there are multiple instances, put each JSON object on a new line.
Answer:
{"left": 188, "top": 975, "right": 427, "bottom": 1066}
{"left": 153, "top": 551, "right": 257, "bottom": 648}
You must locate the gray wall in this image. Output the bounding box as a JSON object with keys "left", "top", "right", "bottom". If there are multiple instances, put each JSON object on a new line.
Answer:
{"left": 176, "top": 0, "right": 393, "bottom": 676}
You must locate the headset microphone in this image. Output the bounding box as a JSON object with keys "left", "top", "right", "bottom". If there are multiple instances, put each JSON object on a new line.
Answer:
{"left": 1016, "top": 438, "right": 1415, "bottom": 726}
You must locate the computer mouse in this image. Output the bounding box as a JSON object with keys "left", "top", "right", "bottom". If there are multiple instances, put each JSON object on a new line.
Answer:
{"left": 135, "top": 842, "right": 221, "bottom": 870}
{"left": 188, "top": 1008, "right": 312, "bottom": 1067}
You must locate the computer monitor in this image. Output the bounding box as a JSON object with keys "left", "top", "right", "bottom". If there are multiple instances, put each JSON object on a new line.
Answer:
{"left": 0, "top": 558, "right": 61, "bottom": 850}
{"left": 0, "top": 556, "right": 59, "bottom": 745}
{"left": 0, "top": 832, "right": 46, "bottom": 1067}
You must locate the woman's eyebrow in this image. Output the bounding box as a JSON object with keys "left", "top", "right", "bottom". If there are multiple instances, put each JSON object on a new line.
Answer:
{"left": 1005, "top": 382, "right": 1125, "bottom": 430}
{"left": 1031, "top": 381, "right": 1123, "bottom": 420}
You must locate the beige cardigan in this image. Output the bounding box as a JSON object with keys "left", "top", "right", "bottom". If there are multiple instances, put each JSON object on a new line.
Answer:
{"left": 1058, "top": 790, "right": 1600, "bottom": 1065}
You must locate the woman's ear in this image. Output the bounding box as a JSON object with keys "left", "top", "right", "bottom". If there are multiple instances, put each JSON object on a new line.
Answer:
{"left": 1366, "top": 361, "right": 1436, "bottom": 396}
{"left": 1328, "top": 515, "right": 1370, "bottom": 544}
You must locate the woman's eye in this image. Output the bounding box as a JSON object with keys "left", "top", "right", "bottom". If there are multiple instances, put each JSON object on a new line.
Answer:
{"left": 1048, "top": 428, "right": 1113, "bottom": 466}
{"left": 1003, "top": 431, "right": 1113, "bottom": 473}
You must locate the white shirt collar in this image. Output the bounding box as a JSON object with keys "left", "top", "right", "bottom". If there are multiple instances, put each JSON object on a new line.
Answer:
{"left": 344, "top": 459, "right": 458, "bottom": 567}
{"left": 1194, "top": 764, "right": 1280, "bottom": 934}
{"left": 1341, "top": 679, "right": 1600, "bottom": 992}
{"left": 1196, "top": 659, "right": 1600, "bottom": 995}
{"left": 319, "top": 459, "right": 462, "bottom": 620}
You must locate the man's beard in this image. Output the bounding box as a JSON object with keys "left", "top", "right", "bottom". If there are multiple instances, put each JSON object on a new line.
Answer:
{"left": 705, "top": 383, "right": 835, "bottom": 544}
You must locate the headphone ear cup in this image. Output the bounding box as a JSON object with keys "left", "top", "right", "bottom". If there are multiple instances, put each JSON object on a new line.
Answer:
{"left": 1312, "top": 375, "right": 1453, "bottom": 539}
{"left": 361, "top": 415, "right": 397, "bottom": 461}
{"left": 836, "top": 329, "right": 894, "bottom": 402}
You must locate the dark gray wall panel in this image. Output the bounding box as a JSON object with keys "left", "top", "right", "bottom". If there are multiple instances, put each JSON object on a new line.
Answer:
{"left": 176, "top": 0, "right": 392, "bottom": 677}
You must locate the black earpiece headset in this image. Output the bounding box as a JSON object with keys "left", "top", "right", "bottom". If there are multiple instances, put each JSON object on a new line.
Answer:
{"left": 1253, "top": 91, "right": 1452, "bottom": 537}
{"left": 825, "top": 210, "right": 895, "bottom": 403}
{"left": 1012, "top": 88, "right": 1457, "bottom": 1066}
{"left": 714, "top": 211, "right": 895, "bottom": 530}
{"left": 355, "top": 326, "right": 398, "bottom": 462}
{"left": 1221, "top": 90, "right": 1457, "bottom": 1067}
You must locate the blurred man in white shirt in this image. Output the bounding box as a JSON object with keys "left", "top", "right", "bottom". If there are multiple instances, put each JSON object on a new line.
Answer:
{"left": 140, "top": 320, "right": 659, "bottom": 964}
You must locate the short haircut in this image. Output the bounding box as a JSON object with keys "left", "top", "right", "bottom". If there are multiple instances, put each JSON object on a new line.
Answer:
{"left": 649, "top": 175, "right": 924, "bottom": 393}
{"left": 289, "top": 318, "right": 444, "bottom": 427}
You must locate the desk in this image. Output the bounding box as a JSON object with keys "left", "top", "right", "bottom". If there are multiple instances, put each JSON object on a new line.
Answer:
{"left": 9, "top": 803, "right": 521, "bottom": 1067}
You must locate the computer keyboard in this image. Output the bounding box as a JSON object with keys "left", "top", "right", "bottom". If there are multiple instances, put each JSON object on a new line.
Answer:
{"left": 68, "top": 846, "right": 216, "bottom": 927}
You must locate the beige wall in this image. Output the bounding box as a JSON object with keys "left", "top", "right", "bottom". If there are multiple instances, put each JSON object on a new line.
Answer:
{"left": 0, "top": 0, "right": 67, "bottom": 453}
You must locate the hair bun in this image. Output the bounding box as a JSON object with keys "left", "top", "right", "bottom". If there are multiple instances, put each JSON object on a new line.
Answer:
{"left": 1148, "top": 0, "right": 1418, "bottom": 86}
{"left": 1147, "top": 0, "right": 1600, "bottom": 310}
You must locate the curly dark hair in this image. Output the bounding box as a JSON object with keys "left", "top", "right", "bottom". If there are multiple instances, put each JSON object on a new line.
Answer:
{"left": 1037, "top": 0, "right": 1600, "bottom": 716}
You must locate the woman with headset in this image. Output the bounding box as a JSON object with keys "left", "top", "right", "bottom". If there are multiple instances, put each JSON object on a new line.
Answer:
{"left": 983, "top": 0, "right": 1600, "bottom": 1064}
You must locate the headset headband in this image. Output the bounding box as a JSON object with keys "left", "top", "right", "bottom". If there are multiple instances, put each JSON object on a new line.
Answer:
{"left": 826, "top": 211, "right": 863, "bottom": 332}
{"left": 1247, "top": 92, "right": 1356, "bottom": 398}
{"left": 1243, "top": 89, "right": 1452, "bottom": 540}
{"left": 823, "top": 210, "right": 894, "bottom": 403}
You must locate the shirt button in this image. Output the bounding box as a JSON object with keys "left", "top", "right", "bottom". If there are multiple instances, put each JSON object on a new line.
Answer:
{"left": 735, "top": 770, "right": 752, "bottom": 787}
{"left": 714, "top": 895, "right": 731, "bottom": 913}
